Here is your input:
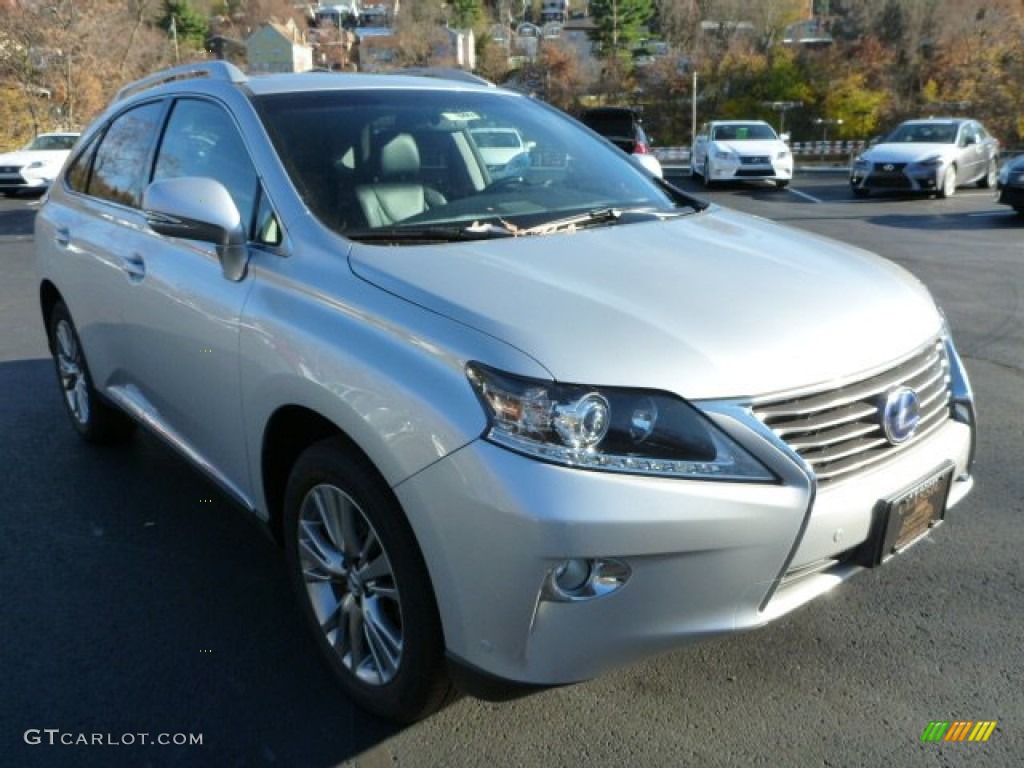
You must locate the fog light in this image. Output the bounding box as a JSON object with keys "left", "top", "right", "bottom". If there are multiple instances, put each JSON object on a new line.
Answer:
{"left": 554, "top": 559, "right": 591, "bottom": 592}
{"left": 543, "top": 558, "right": 631, "bottom": 602}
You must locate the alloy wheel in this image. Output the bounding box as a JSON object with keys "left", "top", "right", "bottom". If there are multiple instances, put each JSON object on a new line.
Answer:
{"left": 297, "top": 483, "right": 403, "bottom": 686}
{"left": 54, "top": 318, "right": 91, "bottom": 426}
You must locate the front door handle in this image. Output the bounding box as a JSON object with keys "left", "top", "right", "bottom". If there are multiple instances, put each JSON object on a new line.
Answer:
{"left": 121, "top": 253, "right": 146, "bottom": 281}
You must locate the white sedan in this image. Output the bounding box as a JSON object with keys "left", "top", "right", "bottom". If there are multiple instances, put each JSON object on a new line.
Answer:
{"left": 691, "top": 120, "right": 793, "bottom": 188}
{"left": 0, "top": 132, "right": 79, "bottom": 196}
{"left": 470, "top": 127, "right": 533, "bottom": 180}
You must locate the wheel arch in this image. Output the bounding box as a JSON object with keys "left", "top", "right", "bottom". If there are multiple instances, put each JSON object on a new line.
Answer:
{"left": 39, "top": 280, "right": 64, "bottom": 352}
{"left": 261, "top": 405, "right": 367, "bottom": 542}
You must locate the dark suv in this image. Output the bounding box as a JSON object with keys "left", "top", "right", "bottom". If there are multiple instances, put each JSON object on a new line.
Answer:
{"left": 578, "top": 106, "right": 662, "bottom": 176}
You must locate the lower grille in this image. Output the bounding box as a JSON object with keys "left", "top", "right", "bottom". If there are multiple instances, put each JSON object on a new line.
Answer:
{"left": 752, "top": 339, "right": 952, "bottom": 485}
{"left": 740, "top": 155, "right": 770, "bottom": 165}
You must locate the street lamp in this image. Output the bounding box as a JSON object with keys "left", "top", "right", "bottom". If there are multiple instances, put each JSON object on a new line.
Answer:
{"left": 814, "top": 117, "right": 843, "bottom": 158}
{"left": 763, "top": 101, "right": 802, "bottom": 136}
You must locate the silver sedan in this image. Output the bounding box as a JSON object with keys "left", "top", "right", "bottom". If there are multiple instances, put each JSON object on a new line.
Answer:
{"left": 850, "top": 118, "right": 999, "bottom": 198}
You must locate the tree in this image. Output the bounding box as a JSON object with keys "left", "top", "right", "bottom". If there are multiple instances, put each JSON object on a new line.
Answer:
{"left": 589, "top": 0, "right": 655, "bottom": 61}
{"left": 159, "top": 0, "right": 210, "bottom": 51}
{"left": 450, "top": 0, "right": 483, "bottom": 29}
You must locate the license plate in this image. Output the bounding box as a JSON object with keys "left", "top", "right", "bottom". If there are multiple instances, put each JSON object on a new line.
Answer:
{"left": 874, "top": 465, "right": 954, "bottom": 565}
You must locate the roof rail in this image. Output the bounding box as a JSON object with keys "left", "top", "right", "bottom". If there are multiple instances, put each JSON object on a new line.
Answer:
{"left": 115, "top": 61, "right": 248, "bottom": 102}
{"left": 398, "top": 67, "right": 495, "bottom": 87}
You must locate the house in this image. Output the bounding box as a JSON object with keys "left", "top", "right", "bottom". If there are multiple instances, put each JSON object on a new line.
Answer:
{"left": 245, "top": 19, "right": 313, "bottom": 73}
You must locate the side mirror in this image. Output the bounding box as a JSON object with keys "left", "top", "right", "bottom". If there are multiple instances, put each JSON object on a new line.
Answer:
{"left": 780, "top": 132, "right": 791, "bottom": 143}
{"left": 143, "top": 177, "right": 249, "bottom": 281}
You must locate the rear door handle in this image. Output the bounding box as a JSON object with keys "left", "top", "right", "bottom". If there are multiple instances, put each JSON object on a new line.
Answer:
{"left": 121, "top": 253, "right": 146, "bottom": 281}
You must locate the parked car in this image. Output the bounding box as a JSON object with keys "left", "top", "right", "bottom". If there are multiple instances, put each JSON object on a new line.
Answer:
{"left": 469, "top": 126, "right": 532, "bottom": 180}
{"left": 690, "top": 120, "right": 793, "bottom": 188}
{"left": 0, "top": 132, "right": 79, "bottom": 196}
{"left": 849, "top": 118, "right": 999, "bottom": 198}
{"left": 578, "top": 106, "right": 663, "bottom": 177}
{"left": 36, "top": 62, "right": 976, "bottom": 723}
{"left": 995, "top": 153, "right": 1024, "bottom": 216}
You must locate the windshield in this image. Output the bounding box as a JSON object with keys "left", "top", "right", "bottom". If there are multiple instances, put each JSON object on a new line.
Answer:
{"left": 711, "top": 123, "right": 778, "bottom": 141}
{"left": 885, "top": 123, "right": 957, "bottom": 144}
{"left": 27, "top": 134, "right": 77, "bottom": 151}
{"left": 255, "top": 88, "right": 692, "bottom": 241}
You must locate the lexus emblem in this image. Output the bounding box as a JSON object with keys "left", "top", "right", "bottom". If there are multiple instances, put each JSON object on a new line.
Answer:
{"left": 881, "top": 387, "right": 921, "bottom": 445}
{"left": 883, "top": 163, "right": 895, "bottom": 171}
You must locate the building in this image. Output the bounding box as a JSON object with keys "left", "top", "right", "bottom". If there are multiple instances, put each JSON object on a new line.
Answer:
{"left": 245, "top": 19, "right": 313, "bottom": 73}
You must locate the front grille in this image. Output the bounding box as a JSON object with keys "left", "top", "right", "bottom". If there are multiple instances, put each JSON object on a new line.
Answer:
{"left": 740, "top": 155, "right": 770, "bottom": 165}
{"left": 865, "top": 162, "right": 909, "bottom": 188}
{"left": 752, "top": 339, "right": 951, "bottom": 486}
{"left": 865, "top": 174, "right": 911, "bottom": 189}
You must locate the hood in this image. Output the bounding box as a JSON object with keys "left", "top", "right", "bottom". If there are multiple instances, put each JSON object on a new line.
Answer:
{"left": 714, "top": 139, "right": 787, "bottom": 155}
{"left": 863, "top": 143, "right": 954, "bottom": 164}
{"left": 0, "top": 149, "right": 68, "bottom": 167}
{"left": 349, "top": 208, "right": 941, "bottom": 400}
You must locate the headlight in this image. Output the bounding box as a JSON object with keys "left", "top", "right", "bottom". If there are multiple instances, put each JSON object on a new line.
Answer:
{"left": 916, "top": 155, "right": 944, "bottom": 167}
{"left": 776, "top": 150, "right": 790, "bottom": 159}
{"left": 713, "top": 149, "right": 733, "bottom": 160}
{"left": 852, "top": 156, "right": 868, "bottom": 169}
{"left": 26, "top": 161, "right": 46, "bottom": 170}
{"left": 466, "top": 363, "right": 775, "bottom": 481}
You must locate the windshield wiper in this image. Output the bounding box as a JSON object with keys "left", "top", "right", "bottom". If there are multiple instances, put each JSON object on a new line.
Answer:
{"left": 346, "top": 225, "right": 516, "bottom": 243}
{"left": 515, "top": 207, "right": 623, "bottom": 236}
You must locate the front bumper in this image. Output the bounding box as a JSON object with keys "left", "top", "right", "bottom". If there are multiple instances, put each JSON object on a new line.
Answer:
{"left": 0, "top": 168, "right": 52, "bottom": 193}
{"left": 850, "top": 163, "right": 944, "bottom": 193}
{"left": 396, "top": 410, "right": 974, "bottom": 687}
{"left": 709, "top": 156, "right": 792, "bottom": 182}
{"left": 995, "top": 180, "right": 1024, "bottom": 208}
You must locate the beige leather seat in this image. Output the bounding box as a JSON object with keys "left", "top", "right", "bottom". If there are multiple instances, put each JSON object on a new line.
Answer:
{"left": 356, "top": 134, "right": 446, "bottom": 227}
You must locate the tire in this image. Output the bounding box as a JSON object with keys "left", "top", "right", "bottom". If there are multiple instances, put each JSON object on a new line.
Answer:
{"left": 852, "top": 187, "right": 870, "bottom": 198}
{"left": 703, "top": 160, "right": 714, "bottom": 188}
{"left": 774, "top": 180, "right": 790, "bottom": 189}
{"left": 1015, "top": 207, "right": 1024, "bottom": 218}
{"left": 938, "top": 165, "right": 957, "bottom": 198}
{"left": 977, "top": 160, "right": 997, "bottom": 189}
{"left": 283, "top": 438, "right": 452, "bottom": 722}
{"left": 48, "top": 300, "right": 134, "bottom": 443}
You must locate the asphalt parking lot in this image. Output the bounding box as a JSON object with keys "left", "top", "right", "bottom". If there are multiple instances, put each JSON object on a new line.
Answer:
{"left": 1, "top": 177, "right": 1021, "bottom": 767}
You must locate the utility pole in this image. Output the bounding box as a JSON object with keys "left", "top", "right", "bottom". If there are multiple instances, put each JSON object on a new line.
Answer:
{"left": 691, "top": 70, "right": 698, "bottom": 144}
{"left": 170, "top": 15, "right": 180, "bottom": 64}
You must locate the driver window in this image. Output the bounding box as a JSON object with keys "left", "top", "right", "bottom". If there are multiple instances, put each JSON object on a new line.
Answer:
{"left": 153, "top": 99, "right": 260, "bottom": 234}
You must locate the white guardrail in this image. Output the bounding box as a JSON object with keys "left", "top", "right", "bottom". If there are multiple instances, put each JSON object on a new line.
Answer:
{"left": 654, "top": 141, "right": 869, "bottom": 166}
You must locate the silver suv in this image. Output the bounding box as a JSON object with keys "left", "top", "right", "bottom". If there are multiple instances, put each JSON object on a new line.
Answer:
{"left": 36, "top": 63, "right": 976, "bottom": 722}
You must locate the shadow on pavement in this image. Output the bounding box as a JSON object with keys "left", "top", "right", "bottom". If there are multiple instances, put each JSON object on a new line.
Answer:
{"left": 0, "top": 358, "right": 404, "bottom": 768}
{"left": 0, "top": 202, "right": 38, "bottom": 237}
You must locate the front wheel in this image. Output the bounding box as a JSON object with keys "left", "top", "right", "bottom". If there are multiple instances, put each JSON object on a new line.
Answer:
{"left": 48, "top": 300, "right": 134, "bottom": 442}
{"left": 283, "top": 438, "right": 452, "bottom": 722}
{"left": 703, "top": 160, "right": 714, "bottom": 188}
{"left": 938, "top": 165, "right": 957, "bottom": 198}
{"left": 774, "top": 180, "right": 790, "bottom": 189}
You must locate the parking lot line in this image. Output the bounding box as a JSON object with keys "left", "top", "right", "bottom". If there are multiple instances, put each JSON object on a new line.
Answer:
{"left": 787, "top": 187, "right": 824, "bottom": 204}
